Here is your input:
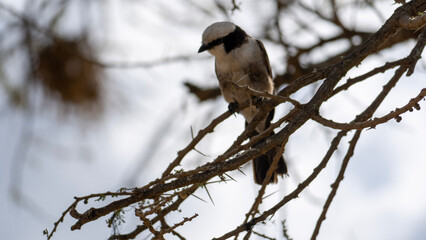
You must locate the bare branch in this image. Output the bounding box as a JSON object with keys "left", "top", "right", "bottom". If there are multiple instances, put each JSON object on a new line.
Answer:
{"left": 310, "top": 130, "right": 361, "bottom": 240}
{"left": 213, "top": 130, "right": 349, "bottom": 240}
{"left": 42, "top": 1, "right": 426, "bottom": 239}
{"left": 313, "top": 88, "right": 426, "bottom": 130}
{"left": 90, "top": 55, "right": 209, "bottom": 69}
{"left": 330, "top": 58, "right": 408, "bottom": 98}
{"left": 398, "top": 13, "right": 426, "bottom": 30}
{"left": 156, "top": 214, "right": 198, "bottom": 239}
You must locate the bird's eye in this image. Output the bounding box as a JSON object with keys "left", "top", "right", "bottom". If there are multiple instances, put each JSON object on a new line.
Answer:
{"left": 209, "top": 37, "right": 223, "bottom": 47}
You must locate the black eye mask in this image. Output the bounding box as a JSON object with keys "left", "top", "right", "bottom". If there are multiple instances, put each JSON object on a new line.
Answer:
{"left": 198, "top": 26, "right": 247, "bottom": 53}
{"left": 207, "top": 37, "right": 224, "bottom": 49}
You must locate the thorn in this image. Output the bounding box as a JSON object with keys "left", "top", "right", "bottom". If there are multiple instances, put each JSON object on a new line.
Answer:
{"left": 203, "top": 184, "right": 215, "bottom": 205}
{"left": 194, "top": 147, "right": 209, "bottom": 157}
{"left": 224, "top": 173, "right": 237, "bottom": 182}
{"left": 190, "top": 126, "right": 194, "bottom": 139}
{"left": 190, "top": 193, "right": 207, "bottom": 203}
{"left": 237, "top": 168, "right": 246, "bottom": 176}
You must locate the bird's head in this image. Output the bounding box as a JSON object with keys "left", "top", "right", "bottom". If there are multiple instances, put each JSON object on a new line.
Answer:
{"left": 198, "top": 22, "right": 247, "bottom": 56}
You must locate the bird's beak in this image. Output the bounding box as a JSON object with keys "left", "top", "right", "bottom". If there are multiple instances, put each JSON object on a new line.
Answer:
{"left": 198, "top": 44, "right": 208, "bottom": 53}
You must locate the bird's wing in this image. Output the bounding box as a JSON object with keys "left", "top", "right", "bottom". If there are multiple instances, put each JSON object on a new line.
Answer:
{"left": 256, "top": 40, "right": 272, "bottom": 78}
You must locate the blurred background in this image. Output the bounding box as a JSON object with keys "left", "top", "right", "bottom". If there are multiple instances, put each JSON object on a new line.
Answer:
{"left": 0, "top": 0, "right": 425, "bottom": 239}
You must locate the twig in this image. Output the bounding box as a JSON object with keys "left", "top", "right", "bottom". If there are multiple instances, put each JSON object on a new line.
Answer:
{"left": 407, "top": 27, "right": 426, "bottom": 76}
{"left": 235, "top": 141, "right": 287, "bottom": 240}
{"left": 215, "top": 2, "right": 426, "bottom": 238}
{"left": 0, "top": 2, "right": 204, "bottom": 71}
{"left": 244, "top": 142, "right": 287, "bottom": 222}
{"left": 282, "top": 220, "right": 293, "bottom": 240}
{"left": 230, "top": 82, "right": 302, "bottom": 107}
{"left": 109, "top": 185, "right": 198, "bottom": 240}
{"left": 74, "top": 190, "right": 134, "bottom": 202}
{"left": 161, "top": 103, "right": 245, "bottom": 177}
{"left": 213, "top": 131, "right": 349, "bottom": 240}
{"left": 312, "top": 88, "right": 426, "bottom": 130}
{"left": 330, "top": 58, "right": 408, "bottom": 97}
{"left": 47, "top": 1, "right": 426, "bottom": 239}
{"left": 277, "top": 71, "right": 328, "bottom": 98}
{"left": 231, "top": 0, "right": 240, "bottom": 11}
{"left": 310, "top": 34, "right": 426, "bottom": 238}
{"left": 89, "top": 55, "right": 209, "bottom": 69}
{"left": 155, "top": 214, "right": 198, "bottom": 239}
{"left": 46, "top": 202, "right": 78, "bottom": 240}
{"left": 0, "top": 2, "right": 52, "bottom": 36}
{"left": 160, "top": 219, "right": 187, "bottom": 240}
{"left": 252, "top": 231, "right": 276, "bottom": 240}
{"left": 310, "top": 130, "right": 361, "bottom": 240}
{"left": 135, "top": 211, "right": 159, "bottom": 236}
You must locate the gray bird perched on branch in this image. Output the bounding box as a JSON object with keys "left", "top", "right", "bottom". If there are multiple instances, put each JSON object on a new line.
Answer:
{"left": 198, "top": 21, "right": 287, "bottom": 184}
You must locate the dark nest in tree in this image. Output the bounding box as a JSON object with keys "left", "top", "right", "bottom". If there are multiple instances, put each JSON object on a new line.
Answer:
{"left": 35, "top": 38, "right": 103, "bottom": 115}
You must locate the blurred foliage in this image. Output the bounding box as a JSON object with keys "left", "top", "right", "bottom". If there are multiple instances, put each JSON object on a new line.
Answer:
{"left": 36, "top": 38, "right": 101, "bottom": 110}
{"left": 0, "top": 0, "right": 103, "bottom": 116}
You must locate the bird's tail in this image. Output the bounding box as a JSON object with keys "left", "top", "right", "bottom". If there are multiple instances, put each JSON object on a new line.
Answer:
{"left": 247, "top": 108, "right": 287, "bottom": 184}
{"left": 252, "top": 132, "right": 287, "bottom": 184}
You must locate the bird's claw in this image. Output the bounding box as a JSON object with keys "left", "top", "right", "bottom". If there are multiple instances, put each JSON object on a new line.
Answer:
{"left": 251, "top": 96, "right": 264, "bottom": 108}
{"left": 228, "top": 102, "right": 239, "bottom": 113}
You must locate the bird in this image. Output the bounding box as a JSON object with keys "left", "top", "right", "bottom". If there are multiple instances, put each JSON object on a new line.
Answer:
{"left": 198, "top": 21, "right": 287, "bottom": 184}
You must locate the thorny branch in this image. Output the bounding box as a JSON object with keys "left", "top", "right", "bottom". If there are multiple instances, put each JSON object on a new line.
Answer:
{"left": 214, "top": 10, "right": 425, "bottom": 238}
{"left": 41, "top": 0, "right": 426, "bottom": 239}
{"left": 310, "top": 130, "right": 362, "bottom": 240}
{"left": 313, "top": 88, "right": 426, "bottom": 130}
{"left": 310, "top": 26, "right": 426, "bottom": 240}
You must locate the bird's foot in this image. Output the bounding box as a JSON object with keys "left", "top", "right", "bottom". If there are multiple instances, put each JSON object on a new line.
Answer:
{"left": 251, "top": 96, "right": 264, "bottom": 109}
{"left": 228, "top": 102, "right": 239, "bottom": 114}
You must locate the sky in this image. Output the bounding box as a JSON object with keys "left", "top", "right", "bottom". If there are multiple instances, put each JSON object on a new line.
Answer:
{"left": 0, "top": 0, "right": 425, "bottom": 240}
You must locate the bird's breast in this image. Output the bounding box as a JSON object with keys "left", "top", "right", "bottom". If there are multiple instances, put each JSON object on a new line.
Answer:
{"left": 214, "top": 40, "right": 273, "bottom": 104}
